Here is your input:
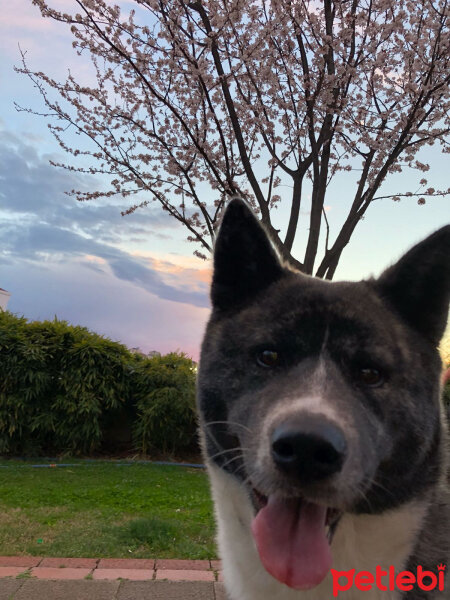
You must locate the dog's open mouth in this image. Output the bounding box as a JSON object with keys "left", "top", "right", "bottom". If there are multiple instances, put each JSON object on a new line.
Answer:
{"left": 250, "top": 487, "right": 342, "bottom": 590}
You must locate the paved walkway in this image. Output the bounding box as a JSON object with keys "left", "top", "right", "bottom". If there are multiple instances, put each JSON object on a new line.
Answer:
{"left": 0, "top": 557, "right": 227, "bottom": 599}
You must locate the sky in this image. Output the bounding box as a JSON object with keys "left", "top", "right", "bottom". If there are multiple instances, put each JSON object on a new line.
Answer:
{"left": 0, "top": 0, "right": 448, "bottom": 360}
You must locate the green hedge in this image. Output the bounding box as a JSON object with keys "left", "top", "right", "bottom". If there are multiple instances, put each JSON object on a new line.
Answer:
{"left": 0, "top": 311, "right": 197, "bottom": 456}
{"left": 132, "top": 353, "right": 197, "bottom": 454}
{"left": 444, "top": 382, "right": 450, "bottom": 416}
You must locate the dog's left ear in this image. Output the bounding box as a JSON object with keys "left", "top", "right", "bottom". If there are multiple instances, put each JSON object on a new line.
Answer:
{"left": 374, "top": 225, "right": 450, "bottom": 345}
{"left": 211, "top": 198, "right": 284, "bottom": 312}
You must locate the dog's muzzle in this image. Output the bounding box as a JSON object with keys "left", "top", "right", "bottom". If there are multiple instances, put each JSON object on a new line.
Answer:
{"left": 250, "top": 415, "right": 347, "bottom": 591}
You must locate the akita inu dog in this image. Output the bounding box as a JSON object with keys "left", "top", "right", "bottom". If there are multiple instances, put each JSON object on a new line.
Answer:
{"left": 197, "top": 199, "right": 449, "bottom": 599}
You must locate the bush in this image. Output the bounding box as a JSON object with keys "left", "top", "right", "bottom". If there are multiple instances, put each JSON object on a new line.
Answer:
{"left": 443, "top": 383, "right": 450, "bottom": 417}
{"left": 132, "top": 352, "right": 198, "bottom": 454}
{"left": 0, "top": 311, "right": 197, "bottom": 456}
{"left": 0, "top": 312, "right": 132, "bottom": 455}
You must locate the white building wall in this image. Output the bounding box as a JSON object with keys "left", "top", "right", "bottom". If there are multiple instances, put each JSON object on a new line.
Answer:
{"left": 0, "top": 289, "right": 11, "bottom": 311}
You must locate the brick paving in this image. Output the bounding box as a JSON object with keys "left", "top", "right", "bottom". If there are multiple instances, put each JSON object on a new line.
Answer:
{"left": 93, "top": 568, "right": 154, "bottom": 581}
{"left": 0, "top": 567, "right": 24, "bottom": 578}
{"left": 40, "top": 557, "right": 98, "bottom": 568}
{"left": 155, "top": 569, "right": 215, "bottom": 582}
{"left": 155, "top": 558, "right": 210, "bottom": 570}
{"left": 97, "top": 558, "right": 155, "bottom": 570}
{"left": 0, "top": 557, "right": 227, "bottom": 599}
{"left": 32, "top": 567, "right": 92, "bottom": 580}
{"left": 0, "top": 557, "right": 42, "bottom": 568}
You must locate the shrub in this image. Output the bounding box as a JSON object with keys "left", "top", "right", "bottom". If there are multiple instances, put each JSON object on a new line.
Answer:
{"left": 132, "top": 352, "right": 197, "bottom": 454}
{"left": 0, "top": 312, "right": 132, "bottom": 455}
{"left": 0, "top": 311, "right": 46, "bottom": 454}
{"left": 0, "top": 311, "right": 198, "bottom": 456}
{"left": 443, "top": 382, "right": 450, "bottom": 417}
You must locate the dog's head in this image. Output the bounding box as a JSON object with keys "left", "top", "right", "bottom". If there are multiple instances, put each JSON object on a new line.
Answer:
{"left": 197, "top": 198, "right": 450, "bottom": 590}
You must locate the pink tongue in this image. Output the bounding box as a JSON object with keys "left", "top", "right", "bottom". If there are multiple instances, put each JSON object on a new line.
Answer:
{"left": 251, "top": 496, "right": 331, "bottom": 590}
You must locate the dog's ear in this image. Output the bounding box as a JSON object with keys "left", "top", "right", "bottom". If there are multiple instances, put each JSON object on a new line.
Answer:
{"left": 211, "top": 198, "right": 284, "bottom": 312}
{"left": 374, "top": 225, "right": 450, "bottom": 345}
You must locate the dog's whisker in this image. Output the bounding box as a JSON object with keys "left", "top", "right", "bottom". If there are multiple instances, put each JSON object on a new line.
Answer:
{"left": 220, "top": 453, "right": 246, "bottom": 471}
{"left": 352, "top": 482, "right": 375, "bottom": 513}
{"left": 361, "top": 476, "right": 397, "bottom": 502}
{"left": 208, "top": 447, "right": 249, "bottom": 462}
{"left": 201, "top": 423, "right": 226, "bottom": 453}
{"left": 203, "top": 420, "right": 253, "bottom": 434}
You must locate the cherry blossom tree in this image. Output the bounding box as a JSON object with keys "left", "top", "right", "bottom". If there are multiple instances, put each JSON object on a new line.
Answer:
{"left": 18, "top": 0, "right": 450, "bottom": 277}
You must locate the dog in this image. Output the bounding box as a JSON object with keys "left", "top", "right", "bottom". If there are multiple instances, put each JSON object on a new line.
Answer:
{"left": 197, "top": 199, "right": 450, "bottom": 599}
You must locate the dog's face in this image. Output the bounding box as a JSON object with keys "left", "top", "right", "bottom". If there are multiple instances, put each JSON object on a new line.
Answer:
{"left": 197, "top": 199, "right": 450, "bottom": 590}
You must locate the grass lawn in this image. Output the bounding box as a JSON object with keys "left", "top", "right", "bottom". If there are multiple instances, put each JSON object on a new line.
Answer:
{"left": 0, "top": 460, "right": 217, "bottom": 559}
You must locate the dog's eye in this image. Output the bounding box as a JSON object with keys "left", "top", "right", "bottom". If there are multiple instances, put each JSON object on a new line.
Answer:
{"left": 257, "top": 350, "right": 279, "bottom": 368}
{"left": 358, "top": 368, "right": 384, "bottom": 387}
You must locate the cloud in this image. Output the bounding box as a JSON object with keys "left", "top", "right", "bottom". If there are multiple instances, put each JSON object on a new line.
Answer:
{"left": 1, "top": 259, "right": 209, "bottom": 360}
{"left": 0, "top": 129, "right": 210, "bottom": 309}
{"left": 0, "top": 0, "right": 81, "bottom": 63}
{"left": 0, "top": 130, "right": 176, "bottom": 230}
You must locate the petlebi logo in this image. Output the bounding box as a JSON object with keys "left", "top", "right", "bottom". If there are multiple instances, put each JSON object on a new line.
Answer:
{"left": 331, "top": 564, "right": 446, "bottom": 597}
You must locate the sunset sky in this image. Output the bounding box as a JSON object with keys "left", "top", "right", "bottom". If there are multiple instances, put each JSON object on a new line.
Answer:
{"left": 0, "top": 1, "right": 448, "bottom": 360}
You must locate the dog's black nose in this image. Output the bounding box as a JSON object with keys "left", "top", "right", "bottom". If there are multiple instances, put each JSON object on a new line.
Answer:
{"left": 271, "top": 419, "right": 347, "bottom": 483}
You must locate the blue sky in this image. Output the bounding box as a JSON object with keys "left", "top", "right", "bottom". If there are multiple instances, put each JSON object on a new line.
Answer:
{"left": 0, "top": 1, "right": 448, "bottom": 359}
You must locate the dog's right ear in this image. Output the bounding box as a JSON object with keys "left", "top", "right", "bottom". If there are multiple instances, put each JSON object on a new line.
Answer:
{"left": 211, "top": 198, "right": 284, "bottom": 312}
{"left": 374, "top": 225, "right": 450, "bottom": 346}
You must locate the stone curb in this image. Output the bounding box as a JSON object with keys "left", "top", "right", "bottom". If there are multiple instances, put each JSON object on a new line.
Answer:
{"left": 0, "top": 557, "right": 223, "bottom": 582}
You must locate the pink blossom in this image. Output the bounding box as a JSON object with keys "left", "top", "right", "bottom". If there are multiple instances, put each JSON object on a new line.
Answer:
{"left": 18, "top": 0, "right": 450, "bottom": 278}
